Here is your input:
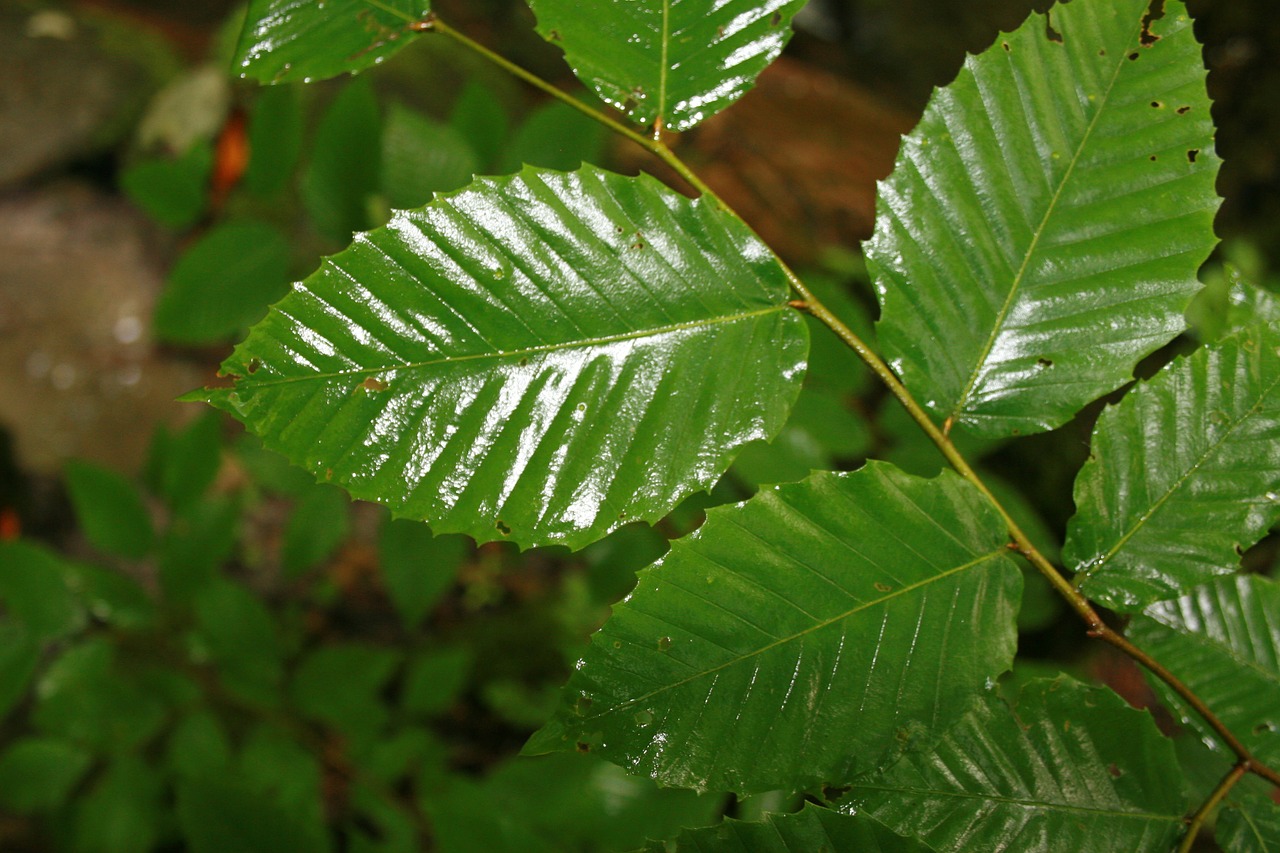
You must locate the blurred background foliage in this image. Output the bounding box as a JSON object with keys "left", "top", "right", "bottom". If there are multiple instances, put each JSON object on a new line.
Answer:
{"left": 0, "top": 0, "right": 1276, "bottom": 849}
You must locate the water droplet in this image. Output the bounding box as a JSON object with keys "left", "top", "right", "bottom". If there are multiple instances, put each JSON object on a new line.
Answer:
{"left": 657, "top": 636, "right": 672, "bottom": 651}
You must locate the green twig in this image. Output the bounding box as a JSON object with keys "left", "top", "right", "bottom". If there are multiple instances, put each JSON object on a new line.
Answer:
{"left": 422, "top": 11, "right": 1280, "bottom": 793}
{"left": 1179, "top": 761, "right": 1248, "bottom": 853}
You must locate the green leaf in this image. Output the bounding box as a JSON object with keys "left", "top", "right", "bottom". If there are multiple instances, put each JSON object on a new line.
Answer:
{"left": 0, "top": 541, "right": 83, "bottom": 640}
{"left": 235, "top": 0, "right": 431, "bottom": 84}
{"left": 167, "top": 711, "right": 233, "bottom": 780}
{"left": 155, "top": 220, "right": 292, "bottom": 344}
{"left": 1220, "top": 786, "right": 1280, "bottom": 852}
{"left": 729, "top": 388, "right": 871, "bottom": 490}
{"left": 841, "top": 677, "right": 1189, "bottom": 852}
{"left": 198, "top": 165, "right": 807, "bottom": 551}
{"left": 527, "top": 0, "right": 807, "bottom": 132}
{"left": 281, "top": 484, "right": 351, "bottom": 575}
{"left": 71, "top": 756, "right": 163, "bottom": 853}
{"left": 645, "top": 805, "right": 935, "bottom": 852}
{"left": 65, "top": 460, "right": 154, "bottom": 559}
{"left": 290, "top": 643, "right": 401, "bottom": 745}
{"left": 0, "top": 625, "right": 39, "bottom": 720}
{"left": 449, "top": 80, "right": 509, "bottom": 170}
{"left": 525, "top": 462, "right": 1021, "bottom": 794}
{"left": 0, "top": 737, "right": 92, "bottom": 814}
{"left": 499, "top": 101, "right": 607, "bottom": 173}
{"left": 193, "top": 579, "right": 283, "bottom": 704}
{"left": 486, "top": 753, "right": 724, "bottom": 852}
{"left": 870, "top": 0, "right": 1219, "bottom": 437}
{"left": 379, "top": 518, "right": 466, "bottom": 629}
{"left": 1128, "top": 575, "right": 1280, "bottom": 766}
{"left": 303, "top": 78, "right": 382, "bottom": 242}
{"left": 120, "top": 141, "right": 213, "bottom": 228}
{"left": 381, "top": 103, "right": 478, "bottom": 210}
{"left": 178, "top": 777, "right": 331, "bottom": 853}
{"left": 1067, "top": 323, "right": 1280, "bottom": 610}
{"left": 148, "top": 410, "right": 224, "bottom": 513}
{"left": 33, "top": 640, "right": 168, "bottom": 752}
{"left": 402, "top": 646, "right": 471, "bottom": 715}
{"left": 67, "top": 562, "right": 156, "bottom": 630}
{"left": 245, "top": 84, "right": 304, "bottom": 197}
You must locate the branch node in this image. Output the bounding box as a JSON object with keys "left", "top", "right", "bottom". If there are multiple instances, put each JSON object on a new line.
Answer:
{"left": 787, "top": 299, "right": 811, "bottom": 313}
{"left": 408, "top": 13, "right": 438, "bottom": 33}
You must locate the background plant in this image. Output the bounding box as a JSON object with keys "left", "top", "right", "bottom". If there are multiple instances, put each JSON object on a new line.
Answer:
{"left": 3, "top": 0, "right": 1279, "bottom": 850}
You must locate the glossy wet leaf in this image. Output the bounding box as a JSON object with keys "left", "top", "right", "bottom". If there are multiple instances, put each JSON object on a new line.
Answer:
{"left": 527, "top": 0, "right": 807, "bottom": 132}
{"left": 840, "top": 677, "right": 1188, "bottom": 852}
{"left": 1067, "top": 322, "right": 1280, "bottom": 610}
{"left": 525, "top": 463, "right": 1021, "bottom": 794}
{"left": 1127, "top": 575, "right": 1280, "bottom": 766}
{"left": 235, "top": 0, "right": 431, "bottom": 84}
{"left": 196, "top": 165, "right": 807, "bottom": 551}
{"left": 641, "top": 805, "right": 935, "bottom": 852}
{"left": 870, "top": 0, "right": 1219, "bottom": 437}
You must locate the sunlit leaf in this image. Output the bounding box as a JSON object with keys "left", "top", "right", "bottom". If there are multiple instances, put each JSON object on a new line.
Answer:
{"left": 195, "top": 165, "right": 807, "bottom": 550}
{"left": 525, "top": 463, "right": 1021, "bottom": 794}
{"left": 870, "top": 0, "right": 1219, "bottom": 437}
{"left": 840, "top": 677, "right": 1188, "bottom": 852}
{"left": 527, "top": 0, "right": 807, "bottom": 132}
{"left": 1067, "top": 322, "right": 1280, "bottom": 610}
{"left": 235, "top": 0, "right": 431, "bottom": 84}
{"left": 1128, "top": 575, "right": 1280, "bottom": 766}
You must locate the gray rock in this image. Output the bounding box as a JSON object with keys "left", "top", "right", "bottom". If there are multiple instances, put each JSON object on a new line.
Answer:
{"left": 0, "top": 183, "right": 204, "bottom": 474}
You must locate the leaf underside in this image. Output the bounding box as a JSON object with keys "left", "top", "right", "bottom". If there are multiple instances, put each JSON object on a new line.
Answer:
{"left": 197, "top": 165, "right": 807, "bottom": 551}
{"left": 235, "top": 0, "right": 431, "bottom": 84}
{"left": 1067, "top": 322, "right": 1280, "bottom": 610}
{"left": 525, "top": 462, "right": 1021, "bottom": 794}
{"left": 1128, "top": 575, "right": 1280, "bottom": 767}
{"left": 527, "top": 0, "right": 806, "bottom": 132}
{"left": 642, "top": 805, "right": 937, "bottom": 853}
{"left": 841, "top": 677, "right": 1189, "bottom": 853}
{"left": 870, "top": 0, "right": 1219, "bottom": 437}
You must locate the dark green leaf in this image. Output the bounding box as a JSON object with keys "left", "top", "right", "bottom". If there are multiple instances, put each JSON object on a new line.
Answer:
{"left": 527, "top": 0, "right": 807, "bottom": 132}
{"left": 245, "top": 84, "right": 304, "bottom": 197}
{"left": 645, "top": 805, "right": 935, "bottom": 853}
{"left": 156, "top": 219, "right": 292, "bottom": 344}
{"left": 167, "top": 710, "right": 233, "bottom": 780}
{"left": 449, "top": 80, "right": 509, "bottom": 170}
{"left": 177, "top": 777, "right": 330, "bottom": 853}
{"left": 235, "top": 0, "right": 431, "bottom": 84}
{"left": 193, "top": 579, "right": 283, "bottom": 704}
{"left": 33, "top": 640, "right": 168, "bottom": 752}
{"left": 71, "top": 756, "right": 163, "bottom": 853}
{"left": 870, "top": 0, "right": 1219, "bottom": 437}
{"left": 159, "top": 495, "right": 240, "bottom": 604}
{"left": 65, "top": 460, "right": 154, "bottom": 559}
{"left": 483, "top": 753, "right": 724, "bottom": 852}
{"left": 148, "top": 409, "right": 224, "bottom": 513}
{"left": 729, "top": 388, "right": 871, "bottom": 490}
{"left": 1219, "top": 785, "right": 1280, "bottom": 852}
{"left": 382, "top": 103, "right": 478, "bottom": 210}
{"left": 402, "top": 646, "right": 470, "bottom": 715}
{"left": 379, "top": 518, "right": 466, "bottom": 629}
{"left": 526, "top": 462, "right": 1021, "bottom": 794}
{"left": 0, "top": 541, "right": 83, "bottom": 640}
{"left": 290, "top": 643, "right": 400, "bottom": 745}
{"left": 0, "top": 625, "right": 39, "bottom": 720}
{"left": 1128, "top": 575, "right": 1280, "bottom": 766}
{"left": 281, "top": 484, "right": 351, "bottom": 575}
{"left": 499, "top": 101, "right": 607, "bottom": 173}
{"left": 120, "top": 141, "right": 212, "bottom": 228}
{"left": 842, "top": 677, "right": 1188, "bottom": 852}
{"left": 0, "top": 737, "right": 92, "bottom": 814}
{"left": 197, "top": 166, "right": 807, "bottom": 550}
{"left": 67, "top": 562, "right": 156, "bottom": 630}
{"left": 303, "top": 78, "right": 382, "bottom": 242}
{"left": 1068, "top": 323, "right": 1280, "bottom": 610}
{"left": 238, "top": 724, "right": 327, "bottom": 823}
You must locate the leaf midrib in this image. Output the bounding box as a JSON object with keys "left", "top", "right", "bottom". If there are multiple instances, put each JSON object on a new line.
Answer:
{"left": 950, "top": 34, "right": 1133, "bottom": 421}
{"left": 851, "top": 781, "right": 1185, "bottom": 823}
{"left": 581, "top": 547, "right": 1008, "bottom": 719}
{"left": 237, "top": 303, "right": 789, "bottom": 387}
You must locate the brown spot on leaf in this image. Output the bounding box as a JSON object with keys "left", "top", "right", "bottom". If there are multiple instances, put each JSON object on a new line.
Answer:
{"left": 496, "top": 520, "right": 512, "bottom": 536}
{"left": 1176, "top": 106, "right": 1191, "bottom": 115}
{"left": 361, "top": 376, "right": 389, "bottom": 392}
